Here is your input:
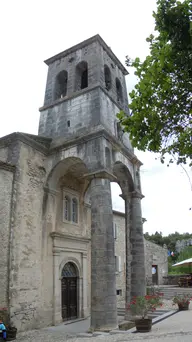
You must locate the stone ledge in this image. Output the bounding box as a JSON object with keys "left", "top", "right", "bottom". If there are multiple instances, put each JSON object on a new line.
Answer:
{"left": 0, "top": 161, "right": 15, "bottom": 172}
{"left": 0, "top": 132, "right": 51, "bottom": 155}
{"left": 50, "top": 232, "right": 90, "bottom": 243}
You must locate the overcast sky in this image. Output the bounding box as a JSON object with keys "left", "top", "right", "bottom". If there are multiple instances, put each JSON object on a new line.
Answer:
{"left": 0, "top": 0, "right": 192, "bottom": 236}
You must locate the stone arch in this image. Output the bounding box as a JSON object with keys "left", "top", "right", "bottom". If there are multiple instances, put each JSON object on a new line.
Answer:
{"left": 104, "top": 65, "right": 112, "bottom": 90}
{"left": 116, "top": 77, "right": 123, "bottom": 103}
{"left": 54, "top": 70, "right": 68, "bottom": 100}
{"left": 75, "top": 61, "right": 88, "bottom": 91}
{"left": 59, "top": 257, "right": 82, "bottom": 278}
{"left": 112, "top": 161, "right": 134, "bottom": 196}
{"left": 46, "top": 156, "right": 89, "bottom": 191}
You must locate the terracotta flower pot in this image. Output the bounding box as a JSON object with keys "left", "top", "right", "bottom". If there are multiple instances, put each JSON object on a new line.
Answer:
{"left": 178, "top": 303, "right": 189, "bottom": 311}
{"left": 135, "top": 318, "right": 152, "bottom": 332}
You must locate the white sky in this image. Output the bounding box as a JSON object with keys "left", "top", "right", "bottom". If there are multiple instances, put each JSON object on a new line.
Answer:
{"left": 0, "top": 0, "right": 192, "bottom": 235}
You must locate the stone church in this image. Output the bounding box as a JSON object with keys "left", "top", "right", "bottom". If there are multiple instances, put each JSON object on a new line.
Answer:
{"left": 0, "top": 35, "right": 149, "bottom": 332}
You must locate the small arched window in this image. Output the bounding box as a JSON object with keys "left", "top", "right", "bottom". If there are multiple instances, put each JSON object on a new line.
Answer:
{"left": 116, "top": 78, "right": 123, "bottom": 103}
{"left": 72, "top": 198, "right": 78, "bottom": 223}
{"left": 64, "top": 195, "right": 71, "bottom": 221}
{"left": 104, "top": 65, "right": 111, "bottom": 91}
{"left": 54, "top": 70, "right": 68, "bottom": 100}
{"left": 75, "top": 61, "right": 88, "bottom": 91}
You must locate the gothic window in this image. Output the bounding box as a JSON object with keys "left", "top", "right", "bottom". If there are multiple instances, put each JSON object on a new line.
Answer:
{"left": 75, "top": 61, "right": 88, "bottom": 91}
{"left": 104, "top": 65, "right": 111, "bottom": 90}
{"left": 116, "top": 78, "right": 123, "bottom": 103}
{"left": 72, "top": 198, "right": 78, "bottom": 223}
{"left": 54, "top": 70, "right": 68, "bottom": 100}
{"left": 64, "top": 195, "right": 71, "bottom": 221}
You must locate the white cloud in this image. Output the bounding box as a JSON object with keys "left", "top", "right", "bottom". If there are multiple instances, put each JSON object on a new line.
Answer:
{"left": 0, "top": 0, "right": 191, "bottom": 235}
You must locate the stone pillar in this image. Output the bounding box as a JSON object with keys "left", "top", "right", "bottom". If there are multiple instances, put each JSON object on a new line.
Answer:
{"left": 90, "top": 178, "right": 117, "bottom": 331}
{"left": 82, "top": 253, "right": 88, "bottom": 317}
{"left": 130, "top": 191, "right": 146, "bottom": 298}
{"left": 123, "top": 196, "right": 132, "bottom": 320}
{"left": 53, "top": 248, "right": 62, "bottom": 325}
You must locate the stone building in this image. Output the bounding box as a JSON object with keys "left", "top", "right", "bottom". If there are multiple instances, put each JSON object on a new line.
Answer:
{"left": 0, "top": 35, "right": 146, "bottom": 332}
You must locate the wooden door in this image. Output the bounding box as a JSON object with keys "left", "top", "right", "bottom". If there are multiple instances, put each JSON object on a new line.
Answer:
{"left": 61, "top": 277, "right": 77, "bottom": 320}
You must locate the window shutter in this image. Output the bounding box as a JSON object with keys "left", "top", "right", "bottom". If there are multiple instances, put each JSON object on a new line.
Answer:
{"left": 115, "top": 256, "right": 118, "bottom": 272}
{"left": 115, "top": 256, "right": 121, "bottom": 272}
{"left": 113, "top": 223, "right": 117, "bottom": 239}
{"left": 118, "top": 256, "right": 121, "bottom": 272}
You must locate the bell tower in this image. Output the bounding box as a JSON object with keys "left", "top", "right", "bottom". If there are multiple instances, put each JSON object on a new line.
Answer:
{"left": 38, "top": 34, "right": 133, "bottom": 151}
{"left": 38, "top": 35, "right": 146, "bottom": 331}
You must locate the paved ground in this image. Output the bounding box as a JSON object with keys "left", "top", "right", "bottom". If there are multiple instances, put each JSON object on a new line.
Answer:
{"left": 16, "top": 302, "right": 192, "bottom": 342}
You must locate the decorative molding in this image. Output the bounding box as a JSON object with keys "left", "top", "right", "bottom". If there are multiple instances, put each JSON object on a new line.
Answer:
{"left": 39, "top": 85, "right": 127, "bottom": 115}
{"left": 50, "top": 232, "right": 90, "bottom": 243}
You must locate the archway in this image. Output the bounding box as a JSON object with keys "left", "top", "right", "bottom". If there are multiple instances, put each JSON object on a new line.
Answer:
{"left": 61, "top": 262, "right": 78, "bottom": 321}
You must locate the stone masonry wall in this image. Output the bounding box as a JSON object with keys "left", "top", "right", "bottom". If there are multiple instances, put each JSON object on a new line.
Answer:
{"left": 8, "top": 142, "right": 48, "bottom": 331}
{"left": 145, "top": 239, "right": 168, "bottom": 286}
{"left": 0, "top": 165, "right": 14, "bottom": 308}
{"left": 113, "top": 211, "right": 126, "bottom": 307}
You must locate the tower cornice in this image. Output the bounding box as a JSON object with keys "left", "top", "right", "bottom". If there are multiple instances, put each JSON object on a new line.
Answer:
{"left": 44, "top": 34, "right": 128, "bottom": 75}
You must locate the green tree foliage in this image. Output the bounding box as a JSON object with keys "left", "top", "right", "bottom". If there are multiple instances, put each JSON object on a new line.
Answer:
{"left": 117, "top": 0, "right": 192, "bottom": 166}
{"left": 144, "top": 231, "right": 192, "bottom": 252}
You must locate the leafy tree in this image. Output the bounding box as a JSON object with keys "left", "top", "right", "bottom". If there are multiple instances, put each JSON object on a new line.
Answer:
{"left": 144, "top": 231, "right": 192, "bottom": 252}
{"left": 118, "top": 0, "right": 192, "bottom": 166}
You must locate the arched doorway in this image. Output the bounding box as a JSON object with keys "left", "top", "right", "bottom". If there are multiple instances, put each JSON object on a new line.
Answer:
{"left": 61, "top": 262, "right": 78, "bottom": 321}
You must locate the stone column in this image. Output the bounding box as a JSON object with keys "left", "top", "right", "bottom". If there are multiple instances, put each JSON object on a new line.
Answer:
{"left": 90, "top": 178, "right": 117, "bottom": 331}
{"left": 130, "top": 191, "right": 146, "bottom": 298}
{"left": 123, "top": 195, "right": 132, "bottom": 320}
{"left": 53, "top": 247, "right": 62, "bottom": 325}
{"left": 82, "top": 253, "right": 88, "bottom": 317}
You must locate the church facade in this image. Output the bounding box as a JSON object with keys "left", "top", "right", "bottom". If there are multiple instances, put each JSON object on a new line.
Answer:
{"left": 0, "top": 35, "right": 148, "bottom": 332}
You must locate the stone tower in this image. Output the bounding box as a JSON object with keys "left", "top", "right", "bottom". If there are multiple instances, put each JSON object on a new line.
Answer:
{"left": 38, "top": 35, "right": 132, "bottom": 152}
{"left": 0, "top": 35, "right": 146, "bottom": 332}
{"left": 39, "top": 35, "right": 146, "bottom": 330}
{"left": 38, "top": 35, "right": 146, "bottom": 330}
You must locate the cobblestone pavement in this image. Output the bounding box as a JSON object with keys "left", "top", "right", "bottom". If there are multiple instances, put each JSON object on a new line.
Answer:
{"left": 16, "top": 302, "right": 192, "bottom": 342}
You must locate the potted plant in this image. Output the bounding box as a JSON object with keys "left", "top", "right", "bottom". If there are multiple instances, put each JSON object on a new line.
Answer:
{"left": 172, "top": 294, "right": 192, "bottom": 311}
{"left": 127, "top": 294, "right": 164, "bottom": 332}
{"left": 0, "top": 308, "right": 17, "bottom": 341}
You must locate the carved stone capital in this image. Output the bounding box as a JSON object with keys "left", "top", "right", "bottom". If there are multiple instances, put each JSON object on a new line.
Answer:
{"left": 120, "top": 191, "right": 144, "bottom": 200}
{"left": 130, "top": 191, "right": 144, "bottom": 199}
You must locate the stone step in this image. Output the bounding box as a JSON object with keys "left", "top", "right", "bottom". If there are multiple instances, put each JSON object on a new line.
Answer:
{"left": 117, "top": 308, "right": 168, "bottom": 317}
